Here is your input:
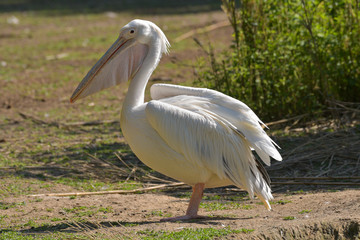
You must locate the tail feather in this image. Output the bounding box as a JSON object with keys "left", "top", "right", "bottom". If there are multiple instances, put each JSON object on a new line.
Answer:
{"left": 254, "top": 157, "right": 271, "bottom": 186}
{"left": 257, "top": 194, "right": 272, "bottom": 211}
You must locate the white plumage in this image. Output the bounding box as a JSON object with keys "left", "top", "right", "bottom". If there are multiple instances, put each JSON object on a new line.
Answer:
{"left": 70, "top": 19, "right": 282, "bottom": 221}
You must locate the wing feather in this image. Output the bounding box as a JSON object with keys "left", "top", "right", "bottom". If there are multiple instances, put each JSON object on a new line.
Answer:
{"left": 145, "top": 100, "right": 273, "bottom": 206}
{"left": 150, "top": 84, "right": 282, "bottom": 166}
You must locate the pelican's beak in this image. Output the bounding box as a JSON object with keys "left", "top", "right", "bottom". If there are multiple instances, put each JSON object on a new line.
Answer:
{"left": 70, "top": 32, "right": 148, "bottom": 103}
{"left": 70, "top": 37, "right": 130, "bottom": 103}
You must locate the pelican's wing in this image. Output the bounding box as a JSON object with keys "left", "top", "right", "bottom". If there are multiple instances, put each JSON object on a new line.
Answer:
{"left": 150, "top": 84, "right": 282, "bottom": 166}
{"left": 145, "top": 100, "right": 273, "bottom": 209}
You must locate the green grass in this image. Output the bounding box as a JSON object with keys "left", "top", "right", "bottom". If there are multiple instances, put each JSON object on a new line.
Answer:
{"left": 137, "top": 227, "right": 254, "bottom": 239}
{"left": 0, "top": 231, "right": 35, "bottom": 240}
{"left": 0, "top": 223, "right": 254, "bottom": 240}
{"left": 274, "top": 200, "right": 292, "bottom": 205}
{"left": 203, "top": 195, "right": 221, "bottom": 201}
{"left": 54, "top": 178, "right": 109, "bottom": 192}
{"left": 299, "top": 209, "right": 312, "bottom": 214}
{"left": 0, "top": 201, "right": 25, "bottom": 210}
{"left": 200, "top": 202, "right": 252, "bottom": 211}
{"left": 0, "top": 215, "right": 7, "bottom": 224}
{"left": 23, "top": 220, "right": 37, "bottom": 228}
{"left": 146, "top": 210, "right": 172, "bottom": 218}
{"left": 0, "top": 173, "right": 145, "bottom": 199}
{"left": 7, "top": 220, "right": 54, "bottom": 231}
{"left": 62, "top": 205, "right": 112, "bottom": 218}
{"left": 257, "top": 199, "right": 292, "bottom": 205}
{"left": 121, "top": 222, "right": 139, "bottom": 227}
{"left": 98, "top": 206, "right": 113, "bottom": 213}
{"left": 50, "top": 217, "right": 63, "bottom": 222}
{"left": 285, "top": 189, "right": 305, "bottom": 196}
{"left": 52, "top": 178, "right": 142, "bottom": 193}
{"left": 207, "top": 213, "right": 238, "bottom": 218}
{"left": 58, "top": 205, "right": 114, "bottom": 221}
{"left": 178, "top": 193, "right": 249, "bottom": 202}
{"left": 0, "top": 231, "right": 89, "bottom": 240}
{"left": 177, "top": 192, "right": 192, "bottom": 199}
{"left": 283, "top": 216, "right": 296, "bottom": 220}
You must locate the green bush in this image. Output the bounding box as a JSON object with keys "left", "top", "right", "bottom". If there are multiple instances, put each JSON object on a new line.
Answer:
{"left": 195, "top": 0, "right": 360, "bottom": 120}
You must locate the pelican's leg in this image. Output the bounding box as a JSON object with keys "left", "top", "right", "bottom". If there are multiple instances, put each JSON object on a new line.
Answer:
{"left": 160, "top": 183, "right": 205, "bottom": 222}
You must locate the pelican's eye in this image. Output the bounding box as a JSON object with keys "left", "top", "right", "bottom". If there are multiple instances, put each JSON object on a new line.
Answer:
{"left": 129, "top": 29, "right": 135, "bottom": 34}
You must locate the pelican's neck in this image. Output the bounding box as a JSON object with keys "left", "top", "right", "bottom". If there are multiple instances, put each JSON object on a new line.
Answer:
{"left": 123, "top": 38, "right": 162, "bottom": 109}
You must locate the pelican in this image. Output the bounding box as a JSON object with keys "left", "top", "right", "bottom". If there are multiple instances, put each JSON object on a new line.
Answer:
{"left": 70, "top": 19, "right": 282, "bottom": 221}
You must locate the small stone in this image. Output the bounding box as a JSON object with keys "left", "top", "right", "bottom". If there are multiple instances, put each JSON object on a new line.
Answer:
{"left": 7, "top": 16, "right": 19, "bottom": 25}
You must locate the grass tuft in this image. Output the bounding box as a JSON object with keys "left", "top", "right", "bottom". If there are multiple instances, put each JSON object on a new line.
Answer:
{"left": 0, "top": 201, "right": 26, "bottom": 210}
{"left": 299, "top": 209, "right": 312, "bottom": 214}
{"left": 137, "top": 227, "right": 254, "bottom": 239}
{"left": 200, "top": 202, "right": 252, "bottom": 211}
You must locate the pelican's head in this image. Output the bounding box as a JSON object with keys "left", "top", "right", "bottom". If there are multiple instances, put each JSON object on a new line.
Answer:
{"left": 70, "top": 19, "right": 170, "bottom": 103}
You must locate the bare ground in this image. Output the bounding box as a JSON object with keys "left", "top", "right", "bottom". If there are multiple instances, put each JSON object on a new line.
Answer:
{"left": 1, "top": 189, "right": 359, "bottom": 239}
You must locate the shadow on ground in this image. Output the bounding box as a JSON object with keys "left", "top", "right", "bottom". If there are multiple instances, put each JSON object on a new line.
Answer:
{"left": 0, "top": 141, "right": 143, "bottom": 182}
{"left": 0, "top": 121, "right": 175, "bottom": 184}
{"left": 2, "top": 118, "right": 359, "bottom": 193}
{"left": 16, "top": 216, "right": 247, "bottom": 235}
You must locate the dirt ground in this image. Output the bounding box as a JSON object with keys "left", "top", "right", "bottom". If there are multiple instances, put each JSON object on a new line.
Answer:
{"left": 0, "top": 188, "right": 359, "bottom": 239}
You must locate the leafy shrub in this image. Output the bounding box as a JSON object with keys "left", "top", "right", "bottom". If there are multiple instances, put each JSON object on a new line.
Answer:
{"left": 195, "top": 0, "right": 360, "bottom": 120}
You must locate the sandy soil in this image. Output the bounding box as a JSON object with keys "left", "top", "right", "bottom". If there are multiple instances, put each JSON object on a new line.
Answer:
{"left": 1, "top": 188, "right": 359, "bottom": 239}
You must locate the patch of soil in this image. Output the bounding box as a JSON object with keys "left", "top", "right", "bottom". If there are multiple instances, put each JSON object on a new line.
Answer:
{"left": 1, "top": 189, "right": 359, "bottom": 239}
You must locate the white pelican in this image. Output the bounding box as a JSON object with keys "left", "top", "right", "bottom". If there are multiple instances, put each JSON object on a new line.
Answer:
{"left": 70, "top": 19, "right": 282, "bottom": 221}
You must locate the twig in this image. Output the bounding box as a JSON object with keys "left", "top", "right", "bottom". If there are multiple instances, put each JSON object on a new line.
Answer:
{"left": 174, "top": 20, "right": 230, "bottom": 42}
{"left": 224, "top": 188, "right": 247, "bottom": 192}
{"left": 85, "top": 152, "right": 128, "bottom": 175}
{"left": 327, "top": 154, "right": 334, "bottom": 170}
{"left": 145, "top": 174, "right": 176, "bottom": 184}
{"left": 85, "top": 152, "right": 109, "bottom": 166}
{"left": 282, "top": 130, "right": 340, "bottom": 159}
{"left": 264, "top": 113, "right": 308, "bottom": 127}
{"left": 69, "top": 221, "right": 97, "bottom": 239}
{"left": 330, "top": 101, "right": 360, "bottom": 113}
{"left": 115, "top": 152, "right": 175, "bottom": 184}
{"left": 18, "top": 112, "right": 59, "bottom": 127}
{"left": 354, "top": 155, "right": 360, "bottom": 175}
{"left": 114, "top": 152, "right": 132, "bottom": 170}
{"left": 126, "top": 167, "right": 137, "bottom": 181}
{"left": 28, "top": 182, "right": 187, "bottom": 197}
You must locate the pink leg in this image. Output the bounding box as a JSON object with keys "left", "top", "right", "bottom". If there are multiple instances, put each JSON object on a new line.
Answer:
{"left": 160, "top": 183, "right": 205, "bottom": 222}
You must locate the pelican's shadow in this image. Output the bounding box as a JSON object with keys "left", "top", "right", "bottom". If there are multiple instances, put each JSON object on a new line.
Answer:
{"left": 15, "top": 216, "right": 246, "bottom": 235}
